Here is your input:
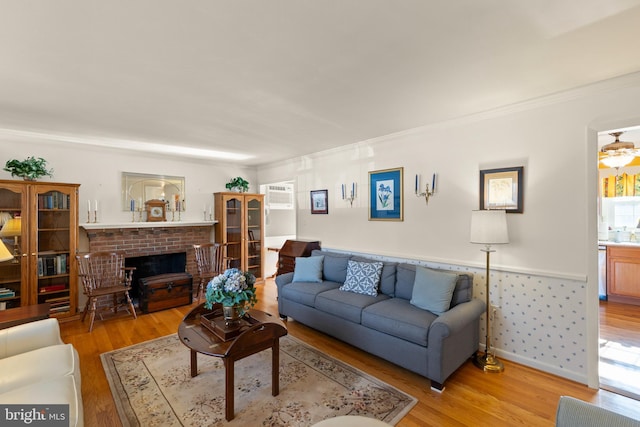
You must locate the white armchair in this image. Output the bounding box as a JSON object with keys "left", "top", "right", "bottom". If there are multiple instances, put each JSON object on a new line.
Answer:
{"left": 0, "top": 318, "right": 83, "bottom": 427}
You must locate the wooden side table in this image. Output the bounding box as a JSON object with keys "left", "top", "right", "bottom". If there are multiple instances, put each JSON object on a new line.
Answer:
{"left": 0, "top": 303, "right": 50, "bottom": 330}
{"left": 178, "top": 303, "right": 287, "bottom": 421}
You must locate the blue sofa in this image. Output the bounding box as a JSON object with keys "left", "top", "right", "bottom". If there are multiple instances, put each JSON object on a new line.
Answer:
{"left": 275, "top": 249, "right": 485, "bottom": 390}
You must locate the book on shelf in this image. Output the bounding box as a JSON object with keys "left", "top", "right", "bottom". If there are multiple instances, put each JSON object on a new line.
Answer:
{"left": 38, "top": 254, "right": 69, "bottom": 276}
{"left": 38, "top": 193, "right": 70, "bottom": 210}
{"left": 40, "top": 284, "right": 67, "bottom": 293}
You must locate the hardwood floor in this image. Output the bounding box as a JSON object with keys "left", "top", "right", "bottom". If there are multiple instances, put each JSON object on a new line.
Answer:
{"left": 59, "top": 280, "right": 640, "bottom": 426}
{"left": 599, "top": 300, "right": 640, "bottom": 399}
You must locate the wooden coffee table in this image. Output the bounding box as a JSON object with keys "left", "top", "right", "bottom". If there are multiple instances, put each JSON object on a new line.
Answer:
{"left": 178, "top": 303, "right": 287, "bottom": 421}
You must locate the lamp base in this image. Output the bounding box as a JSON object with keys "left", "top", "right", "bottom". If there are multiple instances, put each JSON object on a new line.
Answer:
{"left": 473, "top": 351, "right": 504, "bottom": 373}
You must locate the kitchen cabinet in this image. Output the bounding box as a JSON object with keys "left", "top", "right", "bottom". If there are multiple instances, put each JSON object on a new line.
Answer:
{"left": 0, "top": 180, "right": 79, "bottom": 317}
{"left": 607, "top": 245, "right": 640, "bottom": 305}
{"left": 214, "top": 192, "right": 264, "bottom": 282}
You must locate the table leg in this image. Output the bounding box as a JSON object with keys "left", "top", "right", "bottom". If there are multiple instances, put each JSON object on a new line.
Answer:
{"left": 272, "top": 339, "right": 279, "bottom": 396}
{"left": 225, "top": 358, "right": 234, "bottom": 421}
{"left": 190, "top": 350, "right": 198, "bottom": 377}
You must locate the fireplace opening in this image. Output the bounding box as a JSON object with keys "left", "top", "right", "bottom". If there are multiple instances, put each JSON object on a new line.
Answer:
{"left": 125, "top": 252, "right": 187, "bottom": 299}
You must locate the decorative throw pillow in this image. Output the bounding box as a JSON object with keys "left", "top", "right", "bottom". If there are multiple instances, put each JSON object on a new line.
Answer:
{"left": 410, "top": 266, "right": 458, "bottom": 315}
{"left": 292, "top": 256, "right": 324, "bottom": 283}
{"left": 339, "top": 260, "right": 383, "bottom": 296}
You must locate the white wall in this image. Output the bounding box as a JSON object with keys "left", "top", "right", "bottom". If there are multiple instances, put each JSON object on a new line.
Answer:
{"left": 257, "top": 71, "right": 640, "bottom": 385}
{"left": 0, "top": 140, "right": 257, "bottom": 225}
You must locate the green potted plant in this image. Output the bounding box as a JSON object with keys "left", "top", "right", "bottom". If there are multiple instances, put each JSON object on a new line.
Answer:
{"left": 4, "top": 157, "right": 54, "bottom": 180}
{"left": 225, "top": 176, "right": 249, "bottom": 193}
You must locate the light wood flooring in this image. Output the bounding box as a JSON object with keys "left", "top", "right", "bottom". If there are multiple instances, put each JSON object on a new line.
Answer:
{"left": 599, "top": 300, "right": 640, "bottom": 400}
{"left": 59, "top": 280, "right": 640, "bottom": 426}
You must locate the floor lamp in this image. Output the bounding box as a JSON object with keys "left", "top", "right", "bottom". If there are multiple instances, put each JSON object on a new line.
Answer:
{"left": 470, "top": 209, "right": 509, "bottom": 373}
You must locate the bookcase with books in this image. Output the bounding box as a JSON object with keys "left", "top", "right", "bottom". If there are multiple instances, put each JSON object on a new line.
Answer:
{"left": 0, "top": 180, "right": 79, "bottom": 317}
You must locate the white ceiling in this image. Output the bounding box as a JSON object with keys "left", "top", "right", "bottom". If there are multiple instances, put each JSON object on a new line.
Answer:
{"left": 3, "top": 0, "right": 640, "bottom": 166}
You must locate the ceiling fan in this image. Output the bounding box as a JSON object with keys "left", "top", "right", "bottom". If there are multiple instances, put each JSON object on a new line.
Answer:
{"left": 599, "top": 131, "right": 640, "bottom": 169}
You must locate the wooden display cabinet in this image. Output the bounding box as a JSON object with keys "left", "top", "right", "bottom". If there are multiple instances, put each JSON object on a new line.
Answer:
{"left": 0, "top": 180, "right": 79, "bottom": 317}
{"left": 214, "top": 192, "right": 264, "bottom": 283}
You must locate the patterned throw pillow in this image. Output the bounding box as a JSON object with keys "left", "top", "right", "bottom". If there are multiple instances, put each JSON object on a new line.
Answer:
{"left": 339, "top": 260, "right": 383, "bottom": 296}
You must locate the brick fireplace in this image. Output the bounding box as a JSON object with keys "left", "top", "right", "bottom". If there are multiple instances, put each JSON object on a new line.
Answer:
{"left": 82, "top": 224, "right": 213, "bottom": 297}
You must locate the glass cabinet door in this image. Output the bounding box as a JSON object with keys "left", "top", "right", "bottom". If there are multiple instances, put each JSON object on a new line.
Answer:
{"left": 246, "top": 196, "right": 263, "bottom": 279}
{"left": 0, "top": 185, "right": 27, "bottom": 309}
{"left": 33, "top": 187, "right": 74, "bottom": 315}
{"left": 225, "top": 196, "right": 243, "bottom": 269}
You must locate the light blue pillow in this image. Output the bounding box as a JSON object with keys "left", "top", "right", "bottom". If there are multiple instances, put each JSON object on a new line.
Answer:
{"left": 410, "top": 266, "right": 458, "bottom": 315}
{"left": 339, "top": 260, "right": 383, "bottom": 296}
{"left": 292, "top": 256, "right": 324, "bottom": 283}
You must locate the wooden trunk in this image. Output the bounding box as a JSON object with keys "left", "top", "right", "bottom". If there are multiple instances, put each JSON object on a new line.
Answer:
{"left": 277, "top": 240, "right": 321, "bottom": 276}
{"left": 139, "top": 272, "right": 193, "bottom": 313}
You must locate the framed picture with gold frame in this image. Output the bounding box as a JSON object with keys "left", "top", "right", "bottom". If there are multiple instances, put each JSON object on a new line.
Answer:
{"left": 369, "top": 167, "right": 404, "bottom": 221}
{"left": 479, "top": 166, "right": 524, "bottom": 213}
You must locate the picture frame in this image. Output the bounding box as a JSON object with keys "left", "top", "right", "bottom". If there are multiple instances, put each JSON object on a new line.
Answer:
{"left": 369, "top": 167, "right": 404, "bottom": 221}
{"left": 310, "top": 189, "right": 328, "bottom": 214}
{"left": 479, "top": 166, "right": 524, "bottom": 213}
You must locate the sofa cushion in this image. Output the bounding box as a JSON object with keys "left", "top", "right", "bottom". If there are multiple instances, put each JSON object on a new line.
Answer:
{"left": 410, "top": 266, "right": 458, "bottom": 315}
{"left": 352, "top": 256, "right": 397, "bottom": 296}
{"left": 395, "top": 263, "right": 417, "bottom": 300}
{"left": 0, "top": 343, "right": 80, "bottom": 394}
{"left": 362, "top": 298, "right": 437, "bottom": 347}
{"left": 292, "top": 255, "right": 324, "bottom": 283}
{"left": 315, "top": 288, "right": 389, "bottom": 323}
{"left": 312, "top": 250, "right": 351, "bottom": 283}
{"left": 280, "top": 281, "right": 341, "bottom": 307}
{"left": 339, "top": 260, "right": 383, "bottom": 296}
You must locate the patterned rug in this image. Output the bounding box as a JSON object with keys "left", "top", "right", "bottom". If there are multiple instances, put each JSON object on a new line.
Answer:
{"left": 101, "top": 334, "right": 417, "bottom": 426}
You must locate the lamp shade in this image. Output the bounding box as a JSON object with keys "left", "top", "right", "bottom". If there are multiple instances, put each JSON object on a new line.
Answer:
{"left": 470, "top": 210, "right": 509, "bottom": 245}
{"left": 0, "top": 241, "right": 13, "bottom": 262}
{"left": 0, "top": 217, "right": 21, "bottom": 237}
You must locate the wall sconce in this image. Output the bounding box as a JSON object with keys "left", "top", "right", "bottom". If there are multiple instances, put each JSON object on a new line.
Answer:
{"left": 341, "top": 182, "right": 356, "bottom": 207}
{"left": 415, "top": 173, "right": 436, "bottom": 204}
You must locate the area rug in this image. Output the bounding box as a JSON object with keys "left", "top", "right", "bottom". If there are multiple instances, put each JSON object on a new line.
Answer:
{"left": 101, "top": 334, "right": 417, "bottom": 426}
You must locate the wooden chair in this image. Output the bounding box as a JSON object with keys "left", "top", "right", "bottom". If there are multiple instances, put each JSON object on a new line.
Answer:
{"left": 76, "top": 251, "right": 137, "bottom": 332}
{"left": 193, "top": 243, "right": 228, "bottom": 302}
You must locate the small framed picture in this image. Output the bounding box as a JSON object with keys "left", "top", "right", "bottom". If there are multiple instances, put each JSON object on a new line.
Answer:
{"left": 369, "top": 167, "right": 404, "bottom": 221}
{"left": 480, "top": 166, "right": 524, "bottom": 213}
{"left": 310, "top": 189, "right": 328, "bottom": 214}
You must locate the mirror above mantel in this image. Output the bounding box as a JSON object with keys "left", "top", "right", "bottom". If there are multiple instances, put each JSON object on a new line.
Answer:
{"left": 121, "top": 172, "right": 185, "bottom": 212}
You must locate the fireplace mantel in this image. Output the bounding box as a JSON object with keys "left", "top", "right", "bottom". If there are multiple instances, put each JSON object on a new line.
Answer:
{"left": 80, "top": 220, "right": 216, "bottom": 231}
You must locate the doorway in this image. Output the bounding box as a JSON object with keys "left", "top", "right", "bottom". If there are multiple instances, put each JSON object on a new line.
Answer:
{"left": 260, "top": 181, "right": 296, "bottom": 277}
{"left": 597, "top": 126, "right": 640, "bottom": 400}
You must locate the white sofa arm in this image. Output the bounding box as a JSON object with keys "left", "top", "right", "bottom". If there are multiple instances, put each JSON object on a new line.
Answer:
{"left": 0, "top": 318, "right": 64, "bottom": 359}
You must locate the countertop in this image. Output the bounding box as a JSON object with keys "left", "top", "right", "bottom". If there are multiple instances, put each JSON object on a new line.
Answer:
{"left": 599, "top": 240, "right": 640, "bottom": 247}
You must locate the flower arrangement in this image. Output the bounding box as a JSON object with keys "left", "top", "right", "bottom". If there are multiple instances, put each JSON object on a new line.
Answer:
{"left": 204, "top": 268, "right": 257, "bottom": 312}
{"left": 4, "top": 157, "right": 54, "bottom": 180}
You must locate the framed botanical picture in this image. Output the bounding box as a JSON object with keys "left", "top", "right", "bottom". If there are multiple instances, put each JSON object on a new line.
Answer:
{"left": 480, "top": 166, "right": 524, "bottom": 213}
{"left": 310, "top": 189, "right": 328, "bottom": 214}
{"left": 369, "top": 167, "right": 404, "bottom": 221}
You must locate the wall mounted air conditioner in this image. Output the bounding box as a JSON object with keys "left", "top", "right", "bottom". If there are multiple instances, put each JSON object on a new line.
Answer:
{"left": 266, "top": 184, "right": 294, "bottom": 209}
